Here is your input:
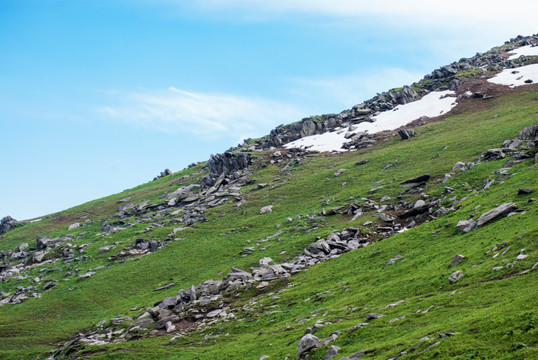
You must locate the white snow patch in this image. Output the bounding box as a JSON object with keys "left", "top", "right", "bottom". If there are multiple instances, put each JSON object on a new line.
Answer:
{"left": 487, "top": 63, "right": 538, "bottom": 88}
{"left": 285, "top": 90, "right": 457, "bottom": 152}
{"left": 507, "top": 45, "right": 538, "bottom": 60}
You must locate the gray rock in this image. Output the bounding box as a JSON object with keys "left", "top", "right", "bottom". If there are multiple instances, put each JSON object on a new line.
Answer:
{"left": 165, "top": 321, "right": 176, "bottom": 333}
{"left": 476, "top": 203, "right": 517, "bottom": 227}
{"left": 398, "top": 129, "right": 415, "bottom": 140}
{"left": 206, "top": 309, "right": 225, "bottom": 318}
{"left": 483, "top": 148, "right": 505, "bottom": 161}
{"left": 456, "top": 219, "right": 476, "bottom": 232}
{"left": 68, "top": 222, "right": 80, "bottom": 231}
{"left": 450, "top": 255, "right": 465, "bottom": 268}
{"left": 324, "top": 345, "right": 341, "bottom": 359}
{"left": 518, "top": 188, "right": 534, "bottom": 195}
{"left": 298, "top": 334, "right": 320, "bottom": 355}
{"left": 448, "top": 270, "right": 463, "bottom": 283}
{"left": 334, "top": 169, "right": 346, "bottom": 177}
{"left": 0, "top": 216, "right": 19, "bottom": 236}
{"left": 98, "top": 246, "right": 113, "bottom": 253}
{"left": 260, "top": 205, "right": 273, "bottom": 214}
{"left": 386, "top": 254, "right": 403, "bottom": 265}
{"left": 400, "top": 174, "right": 430, "bottom": 188}
{"left": 339, "top": 350, "right": 366, "bottom": 359}
{"left": 79, "top": 271, "right": 96, "bottom": 279}
{"left": 452, "top": 161, "right": 466, "bottom": 171}
{"left": 366, "top": 313, "right": 384, "bottom": 320}
{"left": 379, "top": 213, "right": 395, "bottom": 222}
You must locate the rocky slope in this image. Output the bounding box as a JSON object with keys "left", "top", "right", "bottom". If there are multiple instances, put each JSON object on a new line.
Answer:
{"left": 0, "top": 34, "right": 537, "bottom": 360}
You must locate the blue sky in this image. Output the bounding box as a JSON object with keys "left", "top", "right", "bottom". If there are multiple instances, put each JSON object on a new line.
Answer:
{"left": 1, "top": 0, "right": 536, "bottom": 220}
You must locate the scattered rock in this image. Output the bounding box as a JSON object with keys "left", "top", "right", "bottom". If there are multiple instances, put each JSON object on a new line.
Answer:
{"left": 398, "top": 129, "right": 415, "bottom": 140}
{"left": 334, "top": 168, "right": 346, "bottom": 177}
{"left": 68, "top": 223, "right": 80, "bottom": 231}
{"left": 518, "top": 188, "right": 534, "bottom": 195}
{"left": 386, "top": 254, "right": 403, "bottom": 265}
{"left": 448, "top": 271, "right": 463, "bottom": 283}
{"left": 298, "top": 334, "right": 320, "bottom": 355}
{"left": 450, "top": 255, "right": 465, "bottom": 268}
{"left": 456, "top": 219, "right": 476, "bottom": 232}
{"left": 400, "top": 174, "right": 430, "bottom": 188}
{"left": 260, "top": 205, "right": 273, "bottom": 215}
{"left": 324, "top": 345, "right": 340, "bottom": 359}
{"left": 379, "top": 213, "right": 394, "bottom": 222}
{"left": 366, "top": 313, "right": 384, "bottom": 320}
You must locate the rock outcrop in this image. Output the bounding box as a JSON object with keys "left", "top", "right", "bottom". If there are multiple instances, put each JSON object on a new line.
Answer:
{"left": 0, "top": 216, "right": 19, "bottom": 236}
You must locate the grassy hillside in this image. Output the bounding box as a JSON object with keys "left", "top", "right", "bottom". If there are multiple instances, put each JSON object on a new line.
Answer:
{"left": 0, "top": 87, "right": 537, "bottom": 359}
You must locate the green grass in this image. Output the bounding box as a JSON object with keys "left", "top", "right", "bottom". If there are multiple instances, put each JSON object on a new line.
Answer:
{"left": 0, "top": 89, "right": 537, "bottom": 359}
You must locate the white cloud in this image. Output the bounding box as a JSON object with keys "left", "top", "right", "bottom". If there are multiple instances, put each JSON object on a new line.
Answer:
{"left": 198, "top": 0, "right": 536, "bottom": 19}
{"left": 189, "top": 0, "right": 538, "bottom": 36}
{"left": 101, "top": 87, "right": 304, "bottom": 141}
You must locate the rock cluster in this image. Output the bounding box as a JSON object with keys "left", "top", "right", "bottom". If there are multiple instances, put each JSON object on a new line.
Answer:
{"left": 153, "top": 168, "right": 172, "bottom": 181}
{"left": 242, "top": 36, "right": 537, "bottom": 153}
{"left": 0, "top": 216, "right": 20, "bottom": 236}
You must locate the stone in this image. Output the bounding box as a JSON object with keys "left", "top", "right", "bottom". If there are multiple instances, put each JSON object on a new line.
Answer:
{"left": 206, "top": 309, "right": 224, "bottom": 318}
{"left": 0, "top": 216, "right": 19, "bottom": 236}
{"left": 456, "top": 219, "right": 476, "bottom": 232}
{"left": 448, "top": 270, "right": 463, "bottom": 283}
{"left": 476, "top": 203, "right": 517, "bottom": 227}
{"left": 379, "top": 213, "right": 395, "bottom": 222}
{"left": 68, "top": 223, "right": 80, "bottom": 231}
{"left": 398, "top": 129, "right": 415, "bottom": 140}
{"left": 452, "top": 161, "right": 466, "bottom": 171}
{"left": 98, "top": 246, "right": 113, "bottom": 253}
{"left": 366, "top": 313, "right": 384, "bottom": 320}
{"left": 400, "top": 174, "right": 430, "bottom": 188}
{"left": 414, "top": 199, "right": 426, "bottom": 209}
{"left": 260, "top": 205, "right": 273, "bottom": 214}
{"left": 386, "top": 254, "right": 403, "bottom": 265}
{"left": 334, "top": 169, "right": 346, "bottom": 177}
{"left": 165, "top": 321, "right": 176, "bottom": 333}
{"left": 298, "top": 334, "right": 320, "bottom": 355}
{"left": 79, "top": 272, "right": 96, "bottom": 279}
{"left": 340, "top": 351, "right": 366, "bottom": 359}
{"left": 518, "top": 188, "right": 534, "bottom": 195}
{"left": 324, "top": 345, "right": 341, "bottom": 359}
{"left": 450, "top": 255, "right": 465, "bottom": 268}
{"left": 483, "top": 148, "right": 505, "bottom": 161}
{"left": 369, "top": 186, "right": 383, "bottom": 194}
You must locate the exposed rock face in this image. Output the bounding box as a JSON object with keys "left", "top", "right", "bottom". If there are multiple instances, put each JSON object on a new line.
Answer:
{"left": 207, "top": 152, "right": 251, "bottom": 176}
{"left": 202, "top": 152, "right": 252, "bottom": 187}
{"left": 0, "top": 216, "right": 19, "bottom": 236}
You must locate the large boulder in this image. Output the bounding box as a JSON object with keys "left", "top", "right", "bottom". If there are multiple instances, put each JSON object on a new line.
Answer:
{"left": 476, "top": 203, "right": 517, "bottom": 227}
{"left": 0, "top": 216, "right": 18, "bottom": 236}
{"left": 298, "top": 334, "right": 320, "bottom": 355}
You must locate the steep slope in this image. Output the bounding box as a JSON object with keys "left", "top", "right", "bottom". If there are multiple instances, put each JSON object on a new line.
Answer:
{"left": 0, "top": 36, "right": 537, "bottom": 360}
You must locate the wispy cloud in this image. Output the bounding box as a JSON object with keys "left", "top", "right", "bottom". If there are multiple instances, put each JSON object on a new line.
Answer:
{"left": 100, "top": 87, "right": 304, "bottom": 141}
{"left": 155, "top": 0, "right": 537, "bottom": 37}
{"left": 196, "top": 0, "right": 537, "bottom": 22}
{"left": 288, "top": 68, "right": 424, "bottom": 112}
